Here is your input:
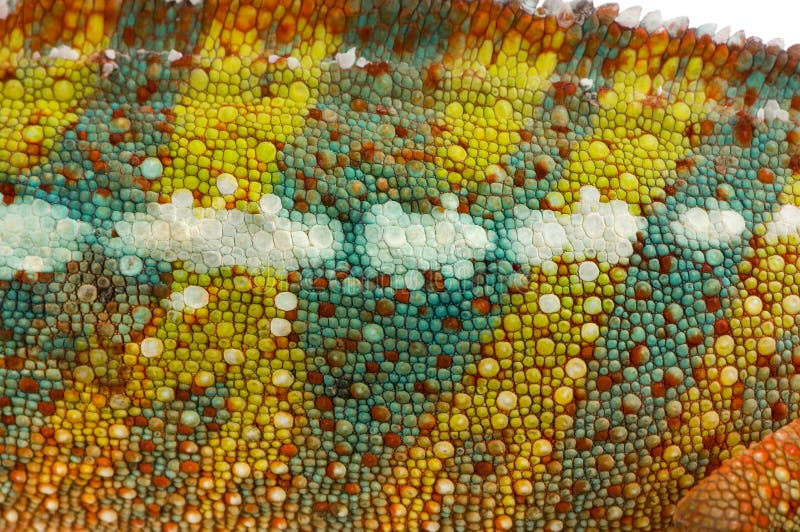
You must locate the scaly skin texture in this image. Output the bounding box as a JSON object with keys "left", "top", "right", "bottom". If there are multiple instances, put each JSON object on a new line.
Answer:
{"left": 1, "top": 1, "right": 800, "bottom": 530}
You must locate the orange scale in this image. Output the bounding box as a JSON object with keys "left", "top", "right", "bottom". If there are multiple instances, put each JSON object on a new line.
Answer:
{"left": 180, "top": 461, "right": 199, "bottom": 475}
{"left": 757, "top": 483, "right": 774, "bottom": 502}
{"left": 153, "top": 475, "right": 171, "bottom": 488}
{"left": 753, "top": 449, "right": 770, "bottom": 463}
{"left": 269, "top": 517, "right": 289, "bottom": 530}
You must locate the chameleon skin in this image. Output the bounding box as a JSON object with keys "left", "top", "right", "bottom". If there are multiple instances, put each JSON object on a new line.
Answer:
{"left": 673, "top": 418, "right": 800, "bottom": 531}
{"left": 1, "top": 0, "right": 800, "bottom": 530}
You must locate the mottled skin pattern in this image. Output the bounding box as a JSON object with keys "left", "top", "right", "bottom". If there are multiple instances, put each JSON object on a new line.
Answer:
{"left": 2, "top": 0, "right": 800, "bottom": 531}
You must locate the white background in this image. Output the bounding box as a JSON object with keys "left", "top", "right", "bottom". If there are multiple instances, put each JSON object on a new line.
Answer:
{"left": 610, "top": 0, "right": 799, "bottom": 45}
